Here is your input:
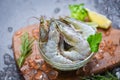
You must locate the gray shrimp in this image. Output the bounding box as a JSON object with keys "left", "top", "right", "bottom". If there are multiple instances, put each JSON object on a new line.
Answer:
{"left": 60, "top": 17, "right": 96, "bottom": 39}
{"left": 55, "top": 20, "right": 90, "bottom": 57}
{"left": 39, "top": 19, "right": 73, "bottom": 64}
{"left": 39, "top": 18, "right": 95, "bottom": 71}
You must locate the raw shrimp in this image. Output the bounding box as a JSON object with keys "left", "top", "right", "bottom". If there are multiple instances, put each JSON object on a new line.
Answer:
{"left": 39, "top": 17, "right": 95, "bottom": 71}
{"left": 59, "top": 38, "right": 86, "bottom": 61}
{"left": 55, "top": 20, "right": 90, "bottom": 57}
{"left": 39, "top": 20, "right": 73, "bottom": 64}
{"left": 61, "top": 17, "right": 96, "bottom": 39}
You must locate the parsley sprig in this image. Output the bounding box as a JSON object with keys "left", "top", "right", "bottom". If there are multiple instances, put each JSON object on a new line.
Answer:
{"left": 87, "top": 33, "right": 102, "bottom": 52}
{"left": 69, "top": 3, "right": 88, "bottom": 21}
{"left": 17, "top": 32, "right": 34, "bottom": 68}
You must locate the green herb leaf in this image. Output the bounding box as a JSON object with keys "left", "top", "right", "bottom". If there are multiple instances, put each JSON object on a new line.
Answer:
{"left": 82, "top": 71, "right": 118, "bottom": 80}
{"left": 87, "top": 33, "right": 102, "bottom": 52}
{"left": 69, "top": 3, "right": 88, "bottom": 21}
{"left": 17, "top": 32, "right": 34, "bottom": 68}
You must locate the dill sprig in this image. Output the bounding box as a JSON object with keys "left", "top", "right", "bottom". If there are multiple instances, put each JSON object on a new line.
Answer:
{"left": 17, "top": 32, "right": 34, "bottom": 68}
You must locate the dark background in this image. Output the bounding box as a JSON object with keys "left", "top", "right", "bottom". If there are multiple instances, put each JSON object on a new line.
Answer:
{"left": 0, "top": 0, "right": 120, "bottom": 79}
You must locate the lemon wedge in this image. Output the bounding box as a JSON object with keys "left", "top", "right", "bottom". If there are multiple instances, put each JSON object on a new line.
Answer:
{"left": 86, "top": 9, "right": 112, "bottom": 29}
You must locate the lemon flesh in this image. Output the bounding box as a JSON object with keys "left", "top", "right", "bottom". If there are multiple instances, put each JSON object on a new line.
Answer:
{"left": 86, "top": 9, "right": 112, "bottom": 29}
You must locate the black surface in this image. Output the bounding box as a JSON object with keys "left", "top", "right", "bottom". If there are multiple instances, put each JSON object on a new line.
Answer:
{"left": 0, "top": 0, "right": 120, "bottom": 79}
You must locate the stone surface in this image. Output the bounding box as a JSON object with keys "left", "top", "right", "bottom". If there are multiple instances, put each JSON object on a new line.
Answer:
{"left": 0, "top": 0, "right": 120, "bottom": 79}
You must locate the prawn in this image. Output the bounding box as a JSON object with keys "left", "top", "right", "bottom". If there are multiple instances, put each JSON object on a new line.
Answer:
{"left": 55, "top": 20, "right": 90, "bottom": 59}
{"left": 39, "top": 17, "right": 95, "bottom": 71}
{"left": 60, "top": 17, "right": 96, "bottom": 39}
{"left": 39, "top": 18, "right": 73, "bottom": 64}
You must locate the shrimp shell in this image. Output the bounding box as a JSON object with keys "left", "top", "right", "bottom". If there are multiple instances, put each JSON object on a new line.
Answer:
{"left": 61, "top": 17, "right": 96, "bottom": 39}
{"left": 39, "top": 18, "right": 95, "bottom": 71}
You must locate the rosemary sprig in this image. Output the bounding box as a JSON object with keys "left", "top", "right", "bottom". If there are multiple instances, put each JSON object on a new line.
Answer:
{"left": 82, "top": 71, "right": 118, "bottom": 80}
{"left": 17, "top": 32, "right": 34, "bottom": 68}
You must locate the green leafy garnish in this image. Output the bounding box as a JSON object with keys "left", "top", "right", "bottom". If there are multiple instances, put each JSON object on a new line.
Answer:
{"left": 69, "top": 3, "right": 88, "bottom": 21}
{"left": 87, "top": 33, "right": 102, "bottom": 52}
{"left": 82, "top": 72, "right": 118, "bottom": 80}
{"left": 17, "top": 32, "right": 34, "bottom": 68}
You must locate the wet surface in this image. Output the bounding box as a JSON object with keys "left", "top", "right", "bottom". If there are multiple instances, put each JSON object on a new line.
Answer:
{"left": 0, "top": 0, "right": 120, "bottom": 79}
{"left": 54, "top": 8, "right": 61, "bottom": 14}
{"left": 0, "top": 53, "right": 24, "bottom": 80}
{"left": 94, "top": 0, "right": 120, "bottom": 29}
{"left": 8, "top": 27, "right": 13, "bottom": 33}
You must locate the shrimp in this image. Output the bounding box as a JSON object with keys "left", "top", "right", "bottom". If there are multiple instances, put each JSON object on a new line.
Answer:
{"left": 60, "top": 17, "right": 96, "bottom": 39}
{"left": 59, "top": 38, "right": 85, "bottom": 61}
{"left": 55, "top": 20, "right": 90, "bottom": 57}
{"left": 39, "top": 17, "right": 95, "bottom": 71}
{"left": 39, "top": 19, "right": 73, "bottom": 64}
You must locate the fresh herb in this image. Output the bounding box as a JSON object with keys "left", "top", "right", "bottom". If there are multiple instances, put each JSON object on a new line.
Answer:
{"left": 82, "top": 72, "right": 118, "bottom": 80}
{"left": 69, "top": 3, "right": 88, "bottom": 21}
{"left": 87, "top": 33, "right": 102, "bottom": 52}
{"left": 17, "top": 32, "right": 34, "bottom": 68}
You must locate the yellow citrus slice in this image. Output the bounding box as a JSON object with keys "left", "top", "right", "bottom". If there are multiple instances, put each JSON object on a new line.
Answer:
{"left": 86, "top": 9, "right": 112, "bottom": 29}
